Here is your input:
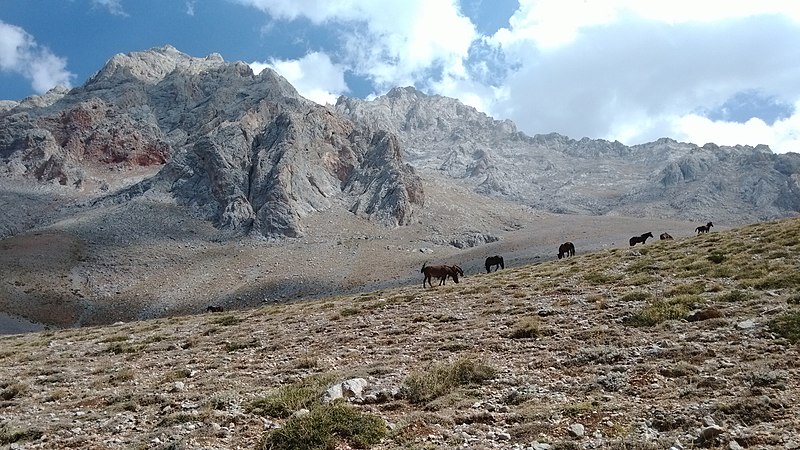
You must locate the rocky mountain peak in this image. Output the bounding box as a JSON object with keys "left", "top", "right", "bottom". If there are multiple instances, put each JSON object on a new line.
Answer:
{"left": 0, "top": 47, "right": 422, "bottom": 239}
{"left": 85, "top": 45, "right": 231, "bottom": 88}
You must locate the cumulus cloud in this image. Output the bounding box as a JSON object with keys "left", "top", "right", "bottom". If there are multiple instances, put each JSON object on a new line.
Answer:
{"left": 235, "top": 0, "right": 476, "bottom": 92}
{"left": 251, "top": 51, "right": 348, "bottom": 105}
{"left": 238, "top": 0, "right": 800, "bottom": 153}
{"left": 0, "top": 21, "right": 75, "bottom": 94}
{"left": 486, "top": 5, "right": 800, "bottom": 153}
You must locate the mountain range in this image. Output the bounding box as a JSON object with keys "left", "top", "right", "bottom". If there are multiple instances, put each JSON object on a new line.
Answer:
{"left": 1, "top": 46, "right": 798, "bottom": 329}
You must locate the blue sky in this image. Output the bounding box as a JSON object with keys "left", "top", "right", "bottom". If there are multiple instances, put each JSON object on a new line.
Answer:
{"left": 2, "top": 0, "right": 799, "bottom": 153}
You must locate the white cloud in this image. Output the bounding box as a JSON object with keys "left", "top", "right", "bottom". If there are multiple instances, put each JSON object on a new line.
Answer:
{"left": 672, "top": 107, "right": 800, "bottom": 154}
{"left": 91, "top": 0, "right": 127, "bottom": 16}
{"left": 185, "top": 1, "right": 196, "bottom": 16}
{"left": 236, "top": 0, "right": 476, "bottom": 91}
{"left": 483, "top": 4, "right": 800, "bottom": 153}
{"left": 237, "top": 0, "right": 800, "bottom": 153}
{"left": 0, "top": 21, "right": 75, "bottom": 95}
{"left": 251, "top": 52, "right": 347, "bottom": 105}
{"left": 491, "top": 0, "right": 800, "bottom": 51}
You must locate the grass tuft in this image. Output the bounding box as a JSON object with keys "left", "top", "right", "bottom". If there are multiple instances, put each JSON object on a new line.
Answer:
{"left": 247, "top": 374, "right": 336, "bottom": 419}
{"left": 403, "top": 357, "right": 496, "bottom": 404}
{"left": 258, "top": 402, "right": 386, "bottom": 450}
{"left": 768, "top": 311, "right": 800, "bottom": 343}
{"left": 507, "top": 317, "right": 541, "bottom": 339}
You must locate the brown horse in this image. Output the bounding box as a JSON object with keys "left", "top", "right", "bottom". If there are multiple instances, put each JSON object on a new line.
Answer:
{"left": 660, "top": 232, "right": 673, "bottom": 240}
{"left": 439, "top": 265, "right": 464, "bottom": 285}
{"left": 558, "top": 242, "right": 575, "bottom": 259}
{"left": 421, "top": 263, "right": 461, "bottom": 287}
{"left": 629, "top": 232, "right": 654, "bottom": 246}
{"left": 695, "top": 222, "right": 713, "bottom": 234}
{"left": 485, "top": 255, "right": 504, "bottom": 272}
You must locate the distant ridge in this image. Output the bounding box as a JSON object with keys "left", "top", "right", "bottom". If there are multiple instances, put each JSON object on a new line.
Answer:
{"left": 337, "top": 87, "right": 800, "bottom": 223}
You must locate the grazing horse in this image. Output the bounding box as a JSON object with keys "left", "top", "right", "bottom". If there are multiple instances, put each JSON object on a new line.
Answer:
{"left": 206, "top": 305, "right": 224, "bottom": 313}
{"left": 421, "top": 263, "right": 461, "bottom": 287}
{"left": 695, "top": 222, "right": 714, "bottom": 234}
{"left": 629, "top": 232, "right": 654, "bottom": 247}
{"left": 485, "top": 255, "right": 504, "bottom": 273}
{"left": 439, "top": 265, "right": 464, "bottom": 284}
{"left": 660, "top": 232, "right": 673, "bottom": 240}
{"left": 558, "top": 242, "right": 575, "bottom": 259}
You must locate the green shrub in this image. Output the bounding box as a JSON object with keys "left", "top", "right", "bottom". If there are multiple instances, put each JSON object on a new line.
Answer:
{"left": 718, "top": 289, "right": 753, "bottom": 303}
{"left": 258, "top": 402, "right": 386, "bottom": 450}
{"left": 0, "top": 383, "right": 25, "bottom": 401}
{"left": 768, "top": 311, "right": 800, "bottom": 343}
{"left": 507, "top": 317, "right": 540, "bottom": 339}
{"left": 665, "top": 282, "right": 705, "bottom": 297}
{"left": 620, "top": 291, "right": 652, "bottom": 303}
{"left": 626, "top": 273, "right": 656, "bottom": 286}
{"left": 210, "top": 315, "right": 242, "bottom": 326}
{"left": 247, "top": 375, "right": 336, "bottom": 419}
{"left": 624, "top": 300, "right": 689, "bottom": 327}
{"left": 0, "top": 423, "right": 43, "bottom": 445}
{"left": 403, "top": 357, "right": 496, "bottom": 404}
{"left": 583, "top": 271, "right": 622, "bottom": 285}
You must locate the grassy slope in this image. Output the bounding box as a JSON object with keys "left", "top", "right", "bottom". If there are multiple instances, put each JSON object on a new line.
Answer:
{"left": 1, "top": 218, "right": 799, "bottom": 449}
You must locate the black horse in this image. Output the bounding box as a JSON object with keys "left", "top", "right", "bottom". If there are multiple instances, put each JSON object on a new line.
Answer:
{"left": 485, "top": 255, "right": 504, "bottom": 273}
{"left": 695, "top": 222, "right": 714, "bottom": 234}
{"left": 558, "top": 242, "right": 575, "bottom": 259}
{"left": 629, "top": 232, "right": 654, "bottom": 247}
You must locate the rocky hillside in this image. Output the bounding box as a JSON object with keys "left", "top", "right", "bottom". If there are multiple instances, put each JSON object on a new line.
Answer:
{"left": 336, "top": 87, "right": 800, "bottom": 223}
{"left": 0, "top": 46, "right": 422, "bottom": 239}
{"left": 1, "top": 45, "right": 798, "bottom": 332}
{"left": 1, "top": 218, "right": 798, "bottom": 449}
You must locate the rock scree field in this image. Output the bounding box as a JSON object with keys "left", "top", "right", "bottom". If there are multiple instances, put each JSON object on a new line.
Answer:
{"left": 0, "top": 218, "right": 799, "bottom": 449}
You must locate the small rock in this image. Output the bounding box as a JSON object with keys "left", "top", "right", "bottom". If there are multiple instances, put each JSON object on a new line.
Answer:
{"left": 728, "top": 440, "right": 744, "bottom": 450}
{"left": 701, "top": 415, "right": 716, "bottom": 426}
{"left": 568, "top": 423, "right": 585, "bottom": 438}
{"left": 737, "top": 319, "right": 757, "bottom": 329}
{"left": 172, "top": 381, "right": 186, "bottom": 392}
{"left": 698, "top": 425, "right": 724, "bottom": 442}
{"left": 293, "top": 408, "right": 310, "bottom": 418}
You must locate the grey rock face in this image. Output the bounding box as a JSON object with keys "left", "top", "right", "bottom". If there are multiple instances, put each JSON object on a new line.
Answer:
{"left": 336, "top": 87, "right": 800, "bottom": 224}
{"left": 0, "top": 46, "right": 422, "bottom": 238}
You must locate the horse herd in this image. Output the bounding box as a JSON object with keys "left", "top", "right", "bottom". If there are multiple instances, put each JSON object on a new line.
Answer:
{"left": 420, "top": 221, "right": 715, "bottom": 287}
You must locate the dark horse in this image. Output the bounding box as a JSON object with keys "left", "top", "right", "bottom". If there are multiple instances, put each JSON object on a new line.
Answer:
{"left": 695, "top": 222, "right": 714, "bottom": 234}
{"left": 629, "top": 232, "right": 654, "bottom": 247}
{"left": 558, "top": 242, "right": 575, "bottom": 259}
{"left": 485, "top": 255, "right": 504, "bottom": 273}
{"left": 439, "top": 265, "right": 464, "bottom": 284}
{"left": 206, "top": 305, "right": 224, "bottom": 313}
{"left": 660, "top": 232, "right": 673, "bottom": 240}
{"left": 421, "top": 263, "right": 461, "bottom": 287}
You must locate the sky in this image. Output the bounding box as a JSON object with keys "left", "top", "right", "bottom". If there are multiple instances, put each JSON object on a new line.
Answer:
{"left": 1, "top": 0, "right": 799, "bottom": 153}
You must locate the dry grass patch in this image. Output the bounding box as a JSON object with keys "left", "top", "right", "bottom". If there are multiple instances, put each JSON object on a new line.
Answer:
{"left": 258, "top": 402, "right": 387, "bottom": 450}
{"left": 403, "top": 357, "right": 496, "bottom": 405}
{"left": 506, "top": 316, "right": 541, "bottom": 339}
{"left": 768, "top": 311, "right": 800, "bottom": 343}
